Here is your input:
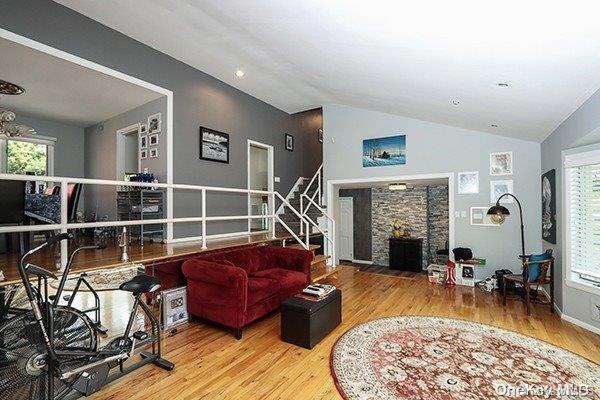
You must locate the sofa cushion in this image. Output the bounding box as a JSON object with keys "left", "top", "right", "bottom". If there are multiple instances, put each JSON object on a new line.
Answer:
{"left": 203, "top": 246, "right": 269, "bottom": 274}
{"left": 250, "top": 268, "right": 307, "bottom": 300}
{"left": 247, "top": 277, "right": 280, "bottom": 305}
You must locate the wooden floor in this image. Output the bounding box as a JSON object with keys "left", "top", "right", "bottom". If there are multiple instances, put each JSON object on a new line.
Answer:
{"left": 0, "top": 231, "right": 306, "bottom": 286}
{"left": 79, "top": 266, "right": 599, "bottom": 400}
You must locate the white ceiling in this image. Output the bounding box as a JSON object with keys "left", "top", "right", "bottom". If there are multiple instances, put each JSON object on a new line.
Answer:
{"left": 0, "top": 37, "right": 163, "bottom": 127}
{"left": 55, "top": 0, "right": 600, "bottom": 141}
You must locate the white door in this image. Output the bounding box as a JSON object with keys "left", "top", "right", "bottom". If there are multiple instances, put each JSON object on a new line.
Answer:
{"left": 339, "top": 197, "right": 354, "bottom": 260}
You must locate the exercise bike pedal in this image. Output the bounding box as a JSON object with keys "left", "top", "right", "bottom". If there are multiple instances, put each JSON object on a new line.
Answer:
{"left": 133, "top": 330, "right": 149, "bottom": 341}
{"left": 63, "top": 294, "right": 71, "bottom": 301}
{"left": 94, "top": 322, "right": 109, "bottom": 334}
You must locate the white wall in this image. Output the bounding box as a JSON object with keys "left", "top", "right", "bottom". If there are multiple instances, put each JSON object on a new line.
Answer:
{"left": 324, "top": 104, "right": 542, "bottom": 278}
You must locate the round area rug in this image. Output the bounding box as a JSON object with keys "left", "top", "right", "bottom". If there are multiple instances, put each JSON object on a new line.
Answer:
{"left": 331, "top": 316, "right": 600, "bottom": 399}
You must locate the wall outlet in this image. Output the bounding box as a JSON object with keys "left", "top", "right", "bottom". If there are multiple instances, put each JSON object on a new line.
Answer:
{"left": 455, "top": 211, "right": 460, "bottom": 218}
{"left": 274, "top": 176, "right": 280, "bottom": 183}
{"left": 591, "top": 299, "right": 600, "bottom": 323}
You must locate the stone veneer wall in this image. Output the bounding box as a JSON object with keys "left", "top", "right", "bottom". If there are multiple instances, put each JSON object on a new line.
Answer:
{"left": 371, "top": 184, "right": 448, "bottom": 269}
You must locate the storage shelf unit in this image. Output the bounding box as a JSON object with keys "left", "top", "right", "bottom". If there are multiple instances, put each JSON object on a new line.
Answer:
{"left": 117, "top": 190, "right": 165, "bottom": 245}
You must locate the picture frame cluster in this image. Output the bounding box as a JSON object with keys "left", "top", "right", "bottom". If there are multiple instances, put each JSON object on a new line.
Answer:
{"left": 140, "top": 112, "right": 161, "bottom": 160}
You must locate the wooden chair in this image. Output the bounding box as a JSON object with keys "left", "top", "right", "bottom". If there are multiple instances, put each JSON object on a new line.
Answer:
{"left": 502, "top": 249, "right": 554, "bottom": 316}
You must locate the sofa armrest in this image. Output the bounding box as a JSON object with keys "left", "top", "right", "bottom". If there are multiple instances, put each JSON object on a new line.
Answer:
{"left": 267, "top": 246, "right": 313, "bottom": 275}
{"left": 182, "top": 258, "right": 248, "bottom": 289}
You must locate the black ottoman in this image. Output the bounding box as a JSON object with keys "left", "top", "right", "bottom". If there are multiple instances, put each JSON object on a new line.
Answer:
{"left": 280, "top": 289, "right": 342, "bottom": 349}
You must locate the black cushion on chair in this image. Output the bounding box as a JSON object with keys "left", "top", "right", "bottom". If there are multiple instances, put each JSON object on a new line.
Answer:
{"left": 119, "top": 274, "right": 161, "bottom": 294}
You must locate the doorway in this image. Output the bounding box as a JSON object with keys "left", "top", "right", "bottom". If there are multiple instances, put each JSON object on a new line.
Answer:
{"left": 247, "top": 140, "right": 274, "bottom": 232}
{"left": 339, "top": 197, "right": 354, "bottom": 260}
{"left": 116, "top": 123, "right": 141, "bottom": 180}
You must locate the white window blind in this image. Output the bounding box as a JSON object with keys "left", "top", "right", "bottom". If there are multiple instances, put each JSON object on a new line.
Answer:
{"left": 568, "top": 163, "right": 600, "bottom": 283}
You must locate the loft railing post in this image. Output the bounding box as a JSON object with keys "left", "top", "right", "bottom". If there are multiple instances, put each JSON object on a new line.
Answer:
{"left": 201, "top": 189, "right": 207, "bottom": 249}
{"left": 59, "top": 180, "right": 69, "bottom": 269}
{"left": 299, "top": 195, "right": 304, "bottom": 235}
{"left": 270, "top": 192, "right": 276, "bottom": 239}
{"left": 317, "top": 167, "right": 322, "bottom": 206}
{"left": 331, "top": 219, "right": 336, "bottom": 266}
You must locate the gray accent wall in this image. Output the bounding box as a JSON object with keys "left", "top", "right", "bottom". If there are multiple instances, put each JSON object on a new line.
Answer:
{"left": 338, "top": 188, "right": 372, "bottom": 261}
{"left": 84, "top": 97, "right": 167, "bottom": 219}
{"left": 15, "top": 115, "right": 85, "bottom": 178}
{"left": 1, "top": 0, "right": 322, "bottom": 238}
{"left": 541, "top": 88, "right": 600, "bottom": 331}
{"left": 324, "top": 104, "right": 542, "bottom": 279}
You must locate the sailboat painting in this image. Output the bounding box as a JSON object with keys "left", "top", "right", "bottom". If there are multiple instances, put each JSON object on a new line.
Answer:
{"left": 362, "top": 135, "right": 406, "bottom": 167}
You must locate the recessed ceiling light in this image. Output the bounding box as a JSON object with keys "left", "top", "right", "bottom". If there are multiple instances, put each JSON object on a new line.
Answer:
{"left": 452, "top": 100, "right": 460, "bottom": 105}
{"left": 235, "top": 69, "right": 245, "bottom": 78}
{"left": 498, "top": 83, "right": 509, "bottom": 87}
{"left": 491, "top": 124, "right": 499, "bottom": 128}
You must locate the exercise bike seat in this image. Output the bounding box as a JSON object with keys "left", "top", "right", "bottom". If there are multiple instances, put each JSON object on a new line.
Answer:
{"left": 119, "top": 274, "right": 161, "bottom": 295}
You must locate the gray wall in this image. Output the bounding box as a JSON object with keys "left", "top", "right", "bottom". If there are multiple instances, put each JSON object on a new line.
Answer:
{"left": 324, "top": 104, "right": 542, "bottom": 279}
{"left": 15, "top": 115, "right": 85, "bottom": 178}
{"left": 541, "top": 87, "right": 600, "bottom": 331}
{"left": 84, "top": 97, "right": 167, "bottom": 219}
{"left": 292, "top": 108, "right": 323, "bottom": 177}
{"left": 0, "top": 0, "right": 322, "bottom": 238}
{"left": 339, "top": 188, "right": 372, "bottom": 261}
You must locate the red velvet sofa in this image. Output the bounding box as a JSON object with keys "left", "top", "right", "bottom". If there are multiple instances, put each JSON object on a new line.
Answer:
{"left": 182, "top": 245, "right": 312, "bottom": 338}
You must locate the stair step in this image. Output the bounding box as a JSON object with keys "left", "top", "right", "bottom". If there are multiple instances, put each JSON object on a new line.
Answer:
{"left": 287, "top": 243, "right": 321, "bottom": 252}
{"left": 311, "top": 254, "right": 330, "bottom": 266}
{"left": 311, "top": 265, "right": 342, "bottom": 283}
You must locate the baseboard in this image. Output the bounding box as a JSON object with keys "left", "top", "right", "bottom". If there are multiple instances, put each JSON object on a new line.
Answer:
{"left": 352, "top": 259, "right": 373, "bottom": 265}
{"left": 561, "top": 314, "right": 600, "bottom": 335}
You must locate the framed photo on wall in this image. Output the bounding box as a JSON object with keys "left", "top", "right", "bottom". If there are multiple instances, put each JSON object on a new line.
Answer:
{"left": 490, "top": 180, "right": 513, "bottom": 203}
{"left": 362, "top": 134, "right": 406, "bottom": 167}
{"left": 457, "top": 171, "right": 479, "bottom": 194}
{"left": 470, "top": 207, "right": 499, "bottom": 226}
{"left": 490, "top": 151, "right": 513, "bottom": 175}
{"left": 140, "top": 135, "right": 148, "bottom": 150}
{"left": 149, "top": 134, "right": 159, "bottom": 146}
{"left": 147, "top": 113, "right": 161, "bottom": 134}
{"left": 149, "top": 148, "right": 159, "bottom": 158}
{"left": 542, "top": 169, "right": 556, "bottom": 244}
{"left": 200, "top": 126, "right": 229, "bottom": 163}
{"left": 285, "top": 133, "right": 294, "bottom": 151}
{"left": 140, "top": 149, "right": 148, "bottom": 159}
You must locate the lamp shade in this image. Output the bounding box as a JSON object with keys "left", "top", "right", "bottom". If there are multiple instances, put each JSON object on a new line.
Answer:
{"left": 487, "top": 204, "right": 510, "bottom": 224}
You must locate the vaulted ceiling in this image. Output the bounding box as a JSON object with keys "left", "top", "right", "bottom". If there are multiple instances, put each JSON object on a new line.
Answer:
{"left": 55, "top": 0, "right": 600, "bottom": 141}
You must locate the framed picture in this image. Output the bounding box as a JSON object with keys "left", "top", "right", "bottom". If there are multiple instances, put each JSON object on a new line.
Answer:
{"left": 149, "top": 148, "right": 159, "bottom": 158}
{"left": 140, "top": 135, "right": 148, "bottom": 149}
{"left": 490, "top": 151, "right": 513, "bottom": 175}
{"left": 318, "top": 128, "right": 323, "bottom": 143}
{"left": 362, "top": 134, "right": 406, "bottom": 167}
{"left": 149, "top": 134, "right": 159, "bottom": 146}
{"left": 200, "top": 126, "right": 229, "bottom": 163}
{"left": 457, "top": 171, "right": 479, "bottom": 194}
{"left": 542, "top": 169, "right": 556, "bottom": 244}
{"left": 140, "top": 123, "right": 148, "bottom": 135}
{"left": 470, "top": 207, "right": 499, "bottom": 226}
{"left": 148, "top": 113, "right": 161, "bottom": 134}
{"left": 285, "top": 133, "right": 294, "bottom": 151}
{"left": 140, "top": 149, "right": 148, "bottom": 159}
{"left": 161, "top": 287, "right": 188, "bottom": 329}
{"left": 490, "top": 180, "right": 513, "bottom": 203}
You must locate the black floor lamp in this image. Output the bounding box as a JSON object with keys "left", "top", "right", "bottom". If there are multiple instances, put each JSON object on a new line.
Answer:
{"left": 487, "top": 193, "right": 526, "bottom": 257}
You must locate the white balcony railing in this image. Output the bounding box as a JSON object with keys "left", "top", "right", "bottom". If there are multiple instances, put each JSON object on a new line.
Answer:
{"left": 0, "top": 173, "right": 317, "bottom": 269}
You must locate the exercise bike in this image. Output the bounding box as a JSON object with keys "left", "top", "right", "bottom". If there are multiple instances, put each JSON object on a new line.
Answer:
{"left": 0, "top": 233, "right": 174, "bottom": 399}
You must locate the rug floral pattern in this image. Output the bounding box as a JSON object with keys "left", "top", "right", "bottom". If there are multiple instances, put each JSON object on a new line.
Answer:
{"left": 331, "top": 316, "right": 600, "bottom": 399}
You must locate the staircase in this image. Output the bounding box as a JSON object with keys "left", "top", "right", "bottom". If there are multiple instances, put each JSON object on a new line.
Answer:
{"left": 287, "top": 243, "right": 340, "bottom": 282}
{"left": 277, "top": 177, "right": 325, "bottom": 235}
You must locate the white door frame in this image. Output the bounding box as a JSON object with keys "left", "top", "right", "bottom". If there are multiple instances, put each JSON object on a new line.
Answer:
{"left": 326, "top": 172, "right": 455, "bottom": 265}
{"left": 0, "top": 28, "right": 175, "bottom": 241}
{"left": 247, "top": 140, "right": 274, "bottom": 232}
{"left": 116, "top": 123, "right": 142, "bottom": 180}
{"left": 338, "top": 196, "right": 354, "bottom": 261}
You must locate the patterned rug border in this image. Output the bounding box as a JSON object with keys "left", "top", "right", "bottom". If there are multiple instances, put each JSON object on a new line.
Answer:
{"left": 329, "top": 314, "right": 600, "bottom": 400}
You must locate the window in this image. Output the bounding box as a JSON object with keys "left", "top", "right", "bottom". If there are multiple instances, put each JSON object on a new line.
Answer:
{"left": 0, "top": 135, "right": 55, "bottom": 178}
{"left": 565, "top": 149, "right": 600, "bottom": 293}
